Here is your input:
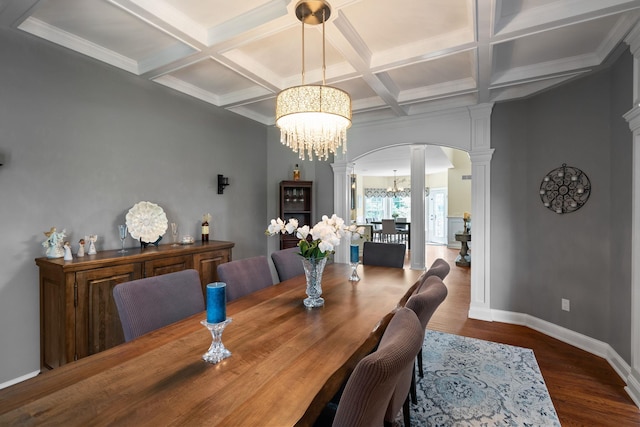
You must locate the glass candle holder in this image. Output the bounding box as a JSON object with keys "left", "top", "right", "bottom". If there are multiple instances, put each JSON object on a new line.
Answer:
{"left": 349, "top": 244, "right": 360, "bottom": 281}
{"left": 201, "top": 318, "right": 232, "bottom": 364}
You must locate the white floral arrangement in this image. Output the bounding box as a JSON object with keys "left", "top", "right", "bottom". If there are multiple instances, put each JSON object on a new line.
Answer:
{"left": 125, "top": 201, "right": 168, "bottom": 243}
{"left": 266, "top": 214, "right": 364, "bottom": 260}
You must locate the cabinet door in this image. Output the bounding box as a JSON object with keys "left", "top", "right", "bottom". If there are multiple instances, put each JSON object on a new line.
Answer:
{"left": 144, "top": 254, "right": 193, "bottom": 278}
{"left": 193, "top": 249, "right": 231, "bottom": 295}
{"left": 75, "top": 263, "right": 142, "bottom": 359}
{"left": 40, "top": 270, "right": 71, "bottom": 370}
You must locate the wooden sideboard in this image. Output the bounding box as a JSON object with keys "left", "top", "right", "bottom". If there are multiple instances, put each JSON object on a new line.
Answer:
{"left": 35, "top": 240, "right": 234, "bottom": 370}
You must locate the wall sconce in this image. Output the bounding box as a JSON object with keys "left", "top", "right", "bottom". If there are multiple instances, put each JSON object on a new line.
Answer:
{"left": 217, "top": 174, "right": 230, "bottom": 194}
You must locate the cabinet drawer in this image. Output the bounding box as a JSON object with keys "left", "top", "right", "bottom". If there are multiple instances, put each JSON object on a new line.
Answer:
{"left": 144, "top": 255, "right": 193, "bottom": 277}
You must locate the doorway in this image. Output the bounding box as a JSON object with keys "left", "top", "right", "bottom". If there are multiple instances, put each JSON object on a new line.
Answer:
{"left": 426, "top": 187, "right": 447, "bottom": 245}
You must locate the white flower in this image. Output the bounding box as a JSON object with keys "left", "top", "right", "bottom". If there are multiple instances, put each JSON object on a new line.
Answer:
{"left": 284, "top": 218, "right": 299, "bottom": 234}
{"left": 296, "top": 225, "right": 310, "bottom": 240}
{"left": 267, "top": 218, "right": 285, "bottom": 235}
{"left": 266, "top": 214, "right": 351, "bottom": 259}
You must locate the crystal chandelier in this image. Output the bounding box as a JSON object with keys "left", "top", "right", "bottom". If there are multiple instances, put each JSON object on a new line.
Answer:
{"left": 275, "top": 0, "right": 352, "bottom": 161}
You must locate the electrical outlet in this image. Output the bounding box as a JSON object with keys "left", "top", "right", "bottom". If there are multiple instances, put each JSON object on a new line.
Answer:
{"left": 562, "top": 298, "right": 570, "bottom": 312}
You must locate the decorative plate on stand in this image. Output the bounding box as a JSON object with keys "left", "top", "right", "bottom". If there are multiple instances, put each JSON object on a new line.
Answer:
{"left": 125, "top": 201, "right": 168, "bottom": 246}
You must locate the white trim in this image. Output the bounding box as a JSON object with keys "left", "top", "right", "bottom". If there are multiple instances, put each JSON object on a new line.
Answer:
{"left": 627, "top": 374, "right": 640, "bottom": 408}
{"left": 623, "top": 22, "right": 640, "bottom": 410}
{"left": 331, "top": 160, "right": 352, "bottom": 264}
{"left": 410, "top": 145, "right": 426, "bottom": 270}
{"left": 0, "top": 370, "right": 39, "bottom": 390}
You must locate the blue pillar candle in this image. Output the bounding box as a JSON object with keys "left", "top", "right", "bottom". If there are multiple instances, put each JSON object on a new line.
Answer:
{"left": 350, "top": 244, "right": 359, "bottom": 264}
{"left": 206, "top": 282, "right": 226, "bottom": 324}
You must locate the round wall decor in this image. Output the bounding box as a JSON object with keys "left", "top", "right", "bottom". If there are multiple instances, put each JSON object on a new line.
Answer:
{"left": 539, "top": 164, "right": 591, "bottom": 214}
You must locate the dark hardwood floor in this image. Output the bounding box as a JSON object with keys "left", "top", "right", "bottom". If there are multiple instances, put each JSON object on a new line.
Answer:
{"left": 415, "top": 245, "right": 640, "bottom": 426}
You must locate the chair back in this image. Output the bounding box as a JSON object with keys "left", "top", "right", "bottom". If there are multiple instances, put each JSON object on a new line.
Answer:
{"left": 271, "top": 247, "right": 305, "bottom": 282}
{"left": 424, "top": 258, "right": 450, "bottom": 281}
{"left": 395, "top": 218, "right": 408, "bottom": 234}
{"left": 406, "top": 276, "right": 448, "bottom": 330}
{"left": 362, "top": 241, "right": 405, "bottom": 268}
{"left": 332, "top": 307, "right": 424, "bottom": 427}
{"left": 217, "top": 255, "right": 273, "bottom": 301}
{"left": 385, "top": 277, "right": 448, "bottom": 424}
{"left": 113, "top": 269, "right": 205, "bottom": 342}
{"left": 381, "top": 219, "right": 398, "bottom": 235}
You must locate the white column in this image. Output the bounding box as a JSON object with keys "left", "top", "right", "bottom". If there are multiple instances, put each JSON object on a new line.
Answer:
{"left": 467, "top": 104, "right": 494, "bottom": 321}
{"left": 410, "top": 145, "right": 426, "bottom": 270}
{"left": 624, "top": 22, "right": 640, "bottom": 407}
{"left": 331, "top": 160, "right": 353, "bottom": 264}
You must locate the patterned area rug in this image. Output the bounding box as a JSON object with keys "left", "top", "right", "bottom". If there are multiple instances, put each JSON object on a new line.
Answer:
{"left": 397, "top": 330, "right": 561, "bottom": 426}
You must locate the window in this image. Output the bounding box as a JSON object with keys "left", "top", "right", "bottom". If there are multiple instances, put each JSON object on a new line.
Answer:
{"left": 364, "top": 188, "right": 411, "bottom": 221}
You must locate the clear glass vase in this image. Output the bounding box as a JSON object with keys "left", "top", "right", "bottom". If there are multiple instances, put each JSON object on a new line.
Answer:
{"left": 302, "top": 257, "right": 327, "bottom": 308}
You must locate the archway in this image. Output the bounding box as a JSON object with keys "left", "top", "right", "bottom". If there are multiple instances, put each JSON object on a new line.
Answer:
{"left": 350, "top": 144, "right": 470, "bottom": 269}
{"left": 331, "top": 104, "right": 494, "bottom": 321}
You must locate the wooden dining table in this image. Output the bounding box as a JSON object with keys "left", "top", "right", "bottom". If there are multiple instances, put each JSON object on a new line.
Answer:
{"left": 0, "top": 263, "right": 423, "bottom": 426}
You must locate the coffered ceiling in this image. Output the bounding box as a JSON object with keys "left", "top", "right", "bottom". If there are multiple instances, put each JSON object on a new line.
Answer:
{"left": 3, "top": 0, "right": 639, "bottom": 131}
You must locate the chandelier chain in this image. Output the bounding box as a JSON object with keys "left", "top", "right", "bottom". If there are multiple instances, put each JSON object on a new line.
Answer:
{"left": 301, "top": 19, "right": 305, "bottom": 85}
{"left": 322, "top": 8, "right": 326, "bottom": 85}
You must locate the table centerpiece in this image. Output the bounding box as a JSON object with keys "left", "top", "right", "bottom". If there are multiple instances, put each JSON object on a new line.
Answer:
{"left": 266, "top": 214, "right": 364, "bottom": 308}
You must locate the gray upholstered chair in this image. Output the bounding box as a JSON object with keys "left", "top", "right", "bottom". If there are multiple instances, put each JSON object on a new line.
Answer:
{"left": 113, "top": 269, "right": 205, "bottom": 342}
{"left": 332, "top": 307, "right": 424, "bottom": 427}
{"left": 217, "top": 255, "right": 273, "bottom": 301}
{"left": 381, "top": 219, "right": 400, "bottom": 243}
{"left": 271, "top": 247, "right": 305, "bottom": 282}
{"left": 399, "top": 276, "right": 448, "bottom": 413}
{"left": 423, "top": 257, "right": 450, "bottom": 282}
{"left": 395, "top": 218, "right": 409, "bottom": 244}
{"left": 362, "top": 241, "right": 406, "bottom": 268}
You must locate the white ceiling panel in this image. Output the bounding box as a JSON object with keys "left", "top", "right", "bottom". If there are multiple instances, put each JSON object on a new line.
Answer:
{"left": 4, "top": 0, "right": 640, "bottom": 139}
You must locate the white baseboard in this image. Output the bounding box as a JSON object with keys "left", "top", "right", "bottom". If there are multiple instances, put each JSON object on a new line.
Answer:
{"left": 468, "top": 305, "right": 492, "bottom": 321}
{"left": 0, "top": 370, "right": 39, "bottom": 390}
{"left": 489, "top": 308, "right": 638, "bottom": 408}
{"left": 625, "top": 373, "right": 640, "bottom": 407}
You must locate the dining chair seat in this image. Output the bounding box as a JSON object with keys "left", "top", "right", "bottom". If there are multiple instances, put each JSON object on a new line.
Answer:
{"left": 217, "top": 255, "right": 273, "bottom": 301}
{"left": 113, "top": 269, "right": 205, "bottom": 342}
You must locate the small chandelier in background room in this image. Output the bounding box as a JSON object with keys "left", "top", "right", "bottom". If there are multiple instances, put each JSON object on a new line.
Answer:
{"left": 275, "top": 0, "right": 352, "bottom": 161}
{"left": 387, "top": 170, "right": 404, "bottom": 195}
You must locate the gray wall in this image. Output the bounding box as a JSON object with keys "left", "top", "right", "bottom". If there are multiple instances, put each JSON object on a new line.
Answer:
{"left": 265, "top": 126, "right": 335, "bottom": 258}
{"left": 608, "top": 50, "right": 633, "bottom": 360}
{"left": 491, "top": 50, "right": 632, "bottom": 360}
{"left": 0, "top": 28, "right": 268, "bottom": 384}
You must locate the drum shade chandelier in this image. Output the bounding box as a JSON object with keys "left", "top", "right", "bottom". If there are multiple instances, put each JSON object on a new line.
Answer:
{"left": 275, "top": 0, "right": 352, "bottom": 161}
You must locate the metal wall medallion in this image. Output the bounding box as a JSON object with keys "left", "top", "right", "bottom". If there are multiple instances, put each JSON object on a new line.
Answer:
{"left": 539, "top": 164, "right": 591, "bottom": 214}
